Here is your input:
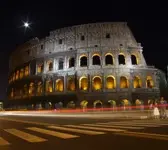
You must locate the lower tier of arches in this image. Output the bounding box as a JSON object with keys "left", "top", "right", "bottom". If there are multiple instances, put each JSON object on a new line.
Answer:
{"left": 6, "top": 92, "right": 160, "bottom": 110}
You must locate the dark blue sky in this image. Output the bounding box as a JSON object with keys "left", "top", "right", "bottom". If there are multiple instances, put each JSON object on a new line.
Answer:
{"left": 0, "top": 0, "right": 168, "bottom": 100}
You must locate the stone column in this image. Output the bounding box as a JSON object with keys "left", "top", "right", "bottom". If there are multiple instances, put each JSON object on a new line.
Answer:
{"left": 89, "top": 74, "right": 92, "bottom": 92}
{"left": 153, "top": 71, "right": 158, "bottom": 88}
{"left": 116, "top": 70, "right": 120, "bottom": 90}
{"left": 102, "top": 73, "right": 106, "bottom": 92}
{"left": 76, "top": 53, "right": 80, "bottom": 69}
{"left": 129, "top": 70, "right": 134, "bottom": 89}
{"left": 64, "top": 74, "right": 67, "bottom": 93}
{"left": 141, "top": 73, "right": 147, "bottom": 88}
{"left": 35, "top": 63, "right": 37, "bottom": 75}
{"left": 102, "top": 51, "right": 105, "bottom": 67}
{"left": 42, "top": 75, "right": 46, "bottom": 96}
{"left": 64, "top": 56, "right": 67, "bottom": 69}
{"left": 43, "top": 60, "right": 47, "bottom": 73}
{"left": 53, "top": 58, "right": 56, "bottom": 72}
{"left": 114, "top": 52, "right": 119, "bottom": 67}
{"left": 88, "top": 52, "right": 92, "bottom": 69}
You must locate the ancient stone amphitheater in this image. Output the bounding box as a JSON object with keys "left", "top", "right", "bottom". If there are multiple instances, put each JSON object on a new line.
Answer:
{"left": 7, "top": 22, "right": 160, "bottom": 109}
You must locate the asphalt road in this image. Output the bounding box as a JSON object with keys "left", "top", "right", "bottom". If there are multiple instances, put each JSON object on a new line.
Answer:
{"left": 0, "top": 114, "right": 168, "bottom": 150}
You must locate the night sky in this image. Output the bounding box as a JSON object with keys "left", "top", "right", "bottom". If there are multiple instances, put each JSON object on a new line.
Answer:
{"left": 0, "top": 1, "right": 168, "bottom": 100}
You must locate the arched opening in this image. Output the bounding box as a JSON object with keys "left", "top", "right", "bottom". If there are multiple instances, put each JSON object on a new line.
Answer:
{"left": 105, "top": 54, "right": 113, "bottom": 65}
{"left": 29, "top": 82, "right": 35, "bottom": 96}
{"left": 15, "top": 70, "right": 19, "bottom": 80}
{"left": 121, "top": 99, "right": 131, "bottom": 110}
{"left": 80, "top": 55, "right": 87, "bottom": 67}
{"left": 12, "top": 73, "right": 15, "bottom": 81}
{"left": 135, "top": 99, "right": 142, "bottom": 106}
{"left": 58, "top": 102, "right": 63, "bottom": 108}
{"left": 93, "top": 76, "right": 102, "bottom": 90}
{"left": 67, "top": 77, "right": 75, "bottom": 91}
{"left": 148, "top": 99, "right": 154, "bottom": 105}
{"left": 55, "top": 79, "right": 64, "bottom": 92}
{"left": 80, "top": 100, "right": 88, "bottom": 109}
{"left": 133, "top": 76, "right": 142, "bottom": 88}
{"left": 20, "top": 69, "right": 24, "bottom": 79}
{"left": 92, "top": 54, "right": 101, "bottom": 65}
{"left": 146, "top": 76, "right": 154, "bottom": 88}
{"left": 10, "top": 88, "right": 14, "bottom": 98}
{"left": 118, "top": 54, "right": 125, "bottom": 65}
{"left": 37, "top": 82, "right": 42, "bottom": 95}
{"left": 47, "top": 60, "right": 53, "bottom": 71}
{"left": 69, "top": 57, "right": 75, "bottom": 68}
{"left": 46, "top": 80, "right": 53, "bottom": 92}
{"left": 58, "top": 58, "right": 64, "bottom": 70}
{"left": 67, "top": 101, "right": 75, "bottom": 108}
{"left": 24, "top": 66, "right": 29, "bottom": 76}
{"left": 107, "top": 100, "right": 116, "bottom": 108}
{"left": 94, "top": 100, "right": 103, "bottom": 108}
{"left": 79, "top": 77, "right": 88, "bottom": 91}
{"left": 106, "top": 76, "right": 115, "bottom": 89}
{"left": 120, "top": 76, "right": 129, "bottom": 88}
{"left": 131, "top": 55, "right": 138, "bottom": 65}
{"left": 23, "top": 84, "right": 28, "bottom": 96}
{"left": 37, "top": 63, "right": 44, "bottom": 73}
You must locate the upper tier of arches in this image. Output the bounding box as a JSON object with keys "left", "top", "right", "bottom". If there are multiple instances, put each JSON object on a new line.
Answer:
{"left": 8, "top": 52, "right": 143, "bottom": 84}
{"left": 9, "top": 22, "right": 141, "bottom": 71}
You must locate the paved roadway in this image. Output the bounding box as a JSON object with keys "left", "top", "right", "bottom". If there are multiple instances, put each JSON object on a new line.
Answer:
{"left": 0, "top": 113, "right": 168, "bottom": 150}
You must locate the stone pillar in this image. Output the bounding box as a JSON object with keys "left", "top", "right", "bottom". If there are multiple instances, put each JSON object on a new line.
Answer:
{"left": 88, "top": 52, "right": 92, "bottom": 69}
{"left": 153, "top": 71, "right": 157, "bottom": 88}
{"left": 53, "top": 58, "right": 56, "bottom": 72}
{"left": 28, "top": 63, "right": 31, "bottom": 76}
{"left": 64, "top": 56, "right": 68, "bottom": 69}
{"left": 115, "top": 52, "right": 119, "bottom": 67}
{"left": 42, "top": 76, "right": 46, "bottom": 96}
{"left": 141, "top": 73, "right": 147, "bottom": 88}
{"left": 35, "top": 63, "right": 37, "bottom": 75}
{"left": 126, "top": 52, "right": 131, "bottom": 66}
{"left": 75, "top": 53, "right": 77, "bottom": 69}
{"left": 129, "top": 70, "right": 133, "bottom": 89}
{"left": 64, "top": 74, "right": 67, "bottom": 93}
{"left": 116, "top": 72, "right": 120, "bottom": 90}
{"left": 102, "top": 73, "right": 106, "bottom": 92}
{"left": 102, "top": 51, "right": 105, "bottom": 67}
{"left": 43, "top": 60, "right": 47, "bottom": 73}
{"left": 89, "top": 75, "right": 92, "bottom": 92}
{"left": 52, "top": 77, "right": 55, "bottom": 92}
{"left": 101, "top": 51, "right": 103, "bottom": 68}
{"left": 76, "top": 53, "right": 80, "bottom": 69}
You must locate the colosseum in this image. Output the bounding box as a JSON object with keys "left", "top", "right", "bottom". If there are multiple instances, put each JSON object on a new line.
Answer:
{"left": 7, "top": 22, "right": 160, "bottom": 109}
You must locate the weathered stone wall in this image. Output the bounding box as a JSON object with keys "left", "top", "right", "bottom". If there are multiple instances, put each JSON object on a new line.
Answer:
{"left": 7, "top": 22, "right": 160, "bottom": 108}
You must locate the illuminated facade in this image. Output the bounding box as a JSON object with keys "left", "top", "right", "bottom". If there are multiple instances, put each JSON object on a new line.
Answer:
{"left": 7, "top": 22, "right": 160, "bottom": 109}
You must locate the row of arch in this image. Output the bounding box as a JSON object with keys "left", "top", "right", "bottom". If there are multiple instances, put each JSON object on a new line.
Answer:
{"left": 9, "top": 66, "right": 29, "bottom": 83}
{"left": 43, "top": 53, "right": 138, "bottom": 72}
{"left": 80, "top": 53, "right": 138, "bottom": 67}
{"left": 9, "top": 75, "right": 154, "bottom": 98}
{"left": 38, "top": 53, "right": 138, "bottom": 73}
{"left": 67, "top": 99, "right": 143, "bottom": 109}
{"left": 7, "top": 99, "right": 150, "bottom": 110}
{"left": 9, "top": 53, "right": 139, "bottom": 84}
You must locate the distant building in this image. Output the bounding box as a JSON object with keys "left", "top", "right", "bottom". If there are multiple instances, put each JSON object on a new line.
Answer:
{"left": 7, "top": 22, "right": 160, "bottom": 109}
